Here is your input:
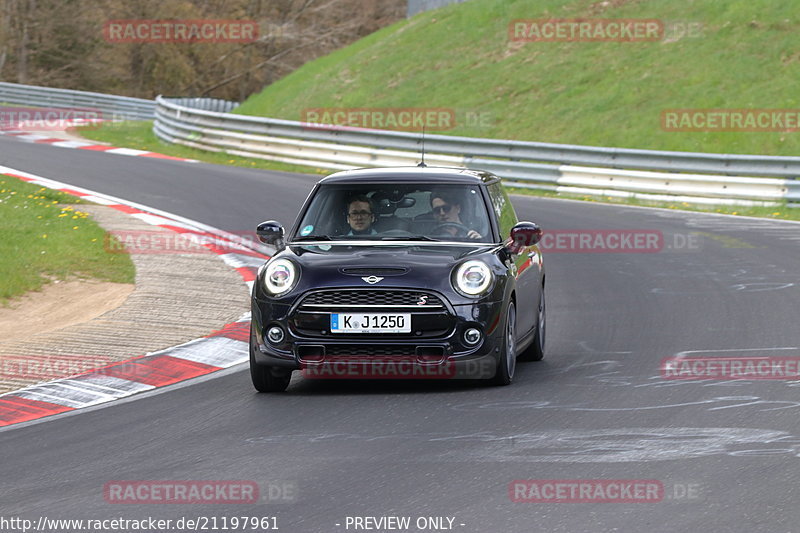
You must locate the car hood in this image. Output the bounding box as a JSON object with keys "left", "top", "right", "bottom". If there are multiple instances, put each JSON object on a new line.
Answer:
{"left": 280, "top": 242, "right": 498, "bottom": 291}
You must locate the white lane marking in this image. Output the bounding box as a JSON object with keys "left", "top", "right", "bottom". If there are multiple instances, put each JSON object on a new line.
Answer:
{"left": 79, "top": 195, "right": 118, "bottom": 205}
{"left": 104, "top": 147, "right": 150, "bottom": 156}
{"left": 14, "top": 389, "right": 87, "bottom": 408}
{"left": 3, "top": 321, "right": 248, "bottom": 411}
{"left": 37, "top": 382, "right": 121, "bottom": 405}
{"left": 50, "top": 141, "right": 94, "bottom": 148}
{"left": 0, "top": 164, "right": 268, "bottom": 427}
{"left": 0, "top": 164, "right": 271, "bottom": 257}
{"left": 60, "top": 377, "right": 138, "bottom": 396}
{"left": 73, "top": 374, "right": 155, "bottom": 394}
{"left": 0, "top": 130, "right": 200, "bottom": 161}
{"left": 219, "top": 253, "right": 267, "bottom": 269}
{"left": 162, "top": 337, "right": 249, "bottom": 368}
{"left": 130, "top": 212, "right": 194, "bottom": 229}
{"left": 0, "top": 363, "right": 246, "bottom": 433}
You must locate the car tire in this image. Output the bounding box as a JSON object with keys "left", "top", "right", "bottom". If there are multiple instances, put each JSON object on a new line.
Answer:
{"left": 489, "top": 301, "right": 516, "bottom": 386}
{"left": 250, "top": 325, "right": 292, "bottom": 392}
{"left": 519, "top": 286, "right": 545, "bottom": 362}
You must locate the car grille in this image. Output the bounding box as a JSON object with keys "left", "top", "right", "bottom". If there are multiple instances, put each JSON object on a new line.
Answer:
{"left": 300, "top": 344, "right": 446, "bottom": 358}
{"left": 299, "top": 289, "right": 445, "bottom": 309}
{"left": 292, "top": 289, "right": 453, "bottom": 339}
{"left": 325, "top": 345, "right": 419, "bottom": 357}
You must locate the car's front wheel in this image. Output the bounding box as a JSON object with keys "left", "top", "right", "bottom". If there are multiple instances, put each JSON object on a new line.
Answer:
{"left": 249, "top": 325, "right": 292, "bottom": 392}
{"left": 489, "top": 301, "right": 516, "bottom": 386}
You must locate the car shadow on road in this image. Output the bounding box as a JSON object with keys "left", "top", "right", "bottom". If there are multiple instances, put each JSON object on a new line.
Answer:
{"left": 264, "top": 360, "right": 554, "bottom": 396}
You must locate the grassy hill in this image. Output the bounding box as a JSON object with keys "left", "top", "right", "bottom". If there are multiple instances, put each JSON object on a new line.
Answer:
{"left": 234, "top": 0, "right": 800, "bottom": 156}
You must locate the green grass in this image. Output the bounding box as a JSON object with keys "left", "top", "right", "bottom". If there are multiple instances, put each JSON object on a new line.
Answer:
{"left": 235, "top": 0, "right": 800, "bottom": 157}
{"left": 77, "top": 121, "right": 329, "bottom": 176}
{"left": 74, "top": 0, "right": 800, "bottom": 224}
{"left": 0, "top": 176, "right": 135, "bottom": 304}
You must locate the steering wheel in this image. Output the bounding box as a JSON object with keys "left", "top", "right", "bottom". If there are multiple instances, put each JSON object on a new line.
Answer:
{"left": 432, "top": 222, "right": 471, "bottom": 238}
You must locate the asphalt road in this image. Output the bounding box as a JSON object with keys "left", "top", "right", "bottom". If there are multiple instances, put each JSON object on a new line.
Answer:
{"left": 2, "top": 137, "right": 799, "bottom": 532}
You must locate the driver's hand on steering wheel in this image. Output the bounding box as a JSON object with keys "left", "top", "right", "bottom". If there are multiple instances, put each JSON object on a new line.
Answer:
{"left": 467, "top": 229, "right": 481, "bottom": 239}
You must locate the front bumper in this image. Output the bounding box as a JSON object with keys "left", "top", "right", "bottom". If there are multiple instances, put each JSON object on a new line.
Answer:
{"left": 251, "top": 290, "right": 505, "bottom": 380}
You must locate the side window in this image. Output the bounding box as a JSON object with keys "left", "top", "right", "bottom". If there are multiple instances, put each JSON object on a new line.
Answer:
{"left": 488, "top": 182, "right": 517, "bottom": 240}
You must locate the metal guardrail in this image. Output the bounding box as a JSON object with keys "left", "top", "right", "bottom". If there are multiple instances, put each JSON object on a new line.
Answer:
{"left": 154, "top": 96, "right": 799, "bottom": 206}
{"left": 162, "top": 97, "right": 239, "bottom": 114}
{"left": 0, "top": 82, "right": 155, "bottom": 121}
{"left": 0, "top": 82, "right": 795, "bottom": 206}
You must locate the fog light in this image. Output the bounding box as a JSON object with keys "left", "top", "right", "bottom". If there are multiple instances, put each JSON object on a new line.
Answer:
{"left": 464, "top": 328, "right": 481, "bottom": 345}
{"left": 267, "top": 326, "right": 285, "bottom": 344}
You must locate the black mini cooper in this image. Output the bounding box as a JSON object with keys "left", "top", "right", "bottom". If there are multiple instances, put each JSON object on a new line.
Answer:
{"left": 250, "top": 167, "right": 545, "bottom": 392}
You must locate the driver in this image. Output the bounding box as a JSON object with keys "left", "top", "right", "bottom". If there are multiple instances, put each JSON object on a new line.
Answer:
{"left": 345, "top": 195, "right": 377, "bottom": 236}
{"left": 430, "top": 190, "right": 482, "bottom": 239}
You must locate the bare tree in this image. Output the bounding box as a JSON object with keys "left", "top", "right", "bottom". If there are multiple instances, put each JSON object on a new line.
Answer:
{"left": 0, "top": 0, "right": 405, "bottom": 100}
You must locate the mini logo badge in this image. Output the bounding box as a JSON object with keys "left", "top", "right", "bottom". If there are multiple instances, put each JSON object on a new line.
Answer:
{"left": 362, "top": 276, "right": 384, "bottom": 285}
{"left": 417, "top": 295, "right": 429, "bottom": 306}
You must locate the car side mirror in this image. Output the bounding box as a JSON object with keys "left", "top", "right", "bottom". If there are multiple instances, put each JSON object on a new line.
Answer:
{"left": 257, "top": 220, "right": 285, "bottom": 249}
{"left": 508, "top": 221, "right": 543, "bottom": 254}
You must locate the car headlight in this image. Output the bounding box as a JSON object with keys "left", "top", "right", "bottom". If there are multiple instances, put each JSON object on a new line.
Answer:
{"left": 453, "top": 260, "right": 493, "bottom": 297}
{"left": 263, "top": 258, "right": 298, "bottom": 295}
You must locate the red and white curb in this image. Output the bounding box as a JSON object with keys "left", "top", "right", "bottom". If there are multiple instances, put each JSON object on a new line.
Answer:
{"left": 0, "top": 128, "right": 197, "bottom": 162}
{"left": 0, "top": 165, "right": 270, "bottom": 428}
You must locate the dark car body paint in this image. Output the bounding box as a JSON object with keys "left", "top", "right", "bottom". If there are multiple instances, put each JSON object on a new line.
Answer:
{"left": 250, "top": 167, "right": 544, "bottom": 381}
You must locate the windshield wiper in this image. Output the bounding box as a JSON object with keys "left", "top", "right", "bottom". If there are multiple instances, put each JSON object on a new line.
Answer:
{"left": 380, "top": 235, "right": 441, "bottom": 241}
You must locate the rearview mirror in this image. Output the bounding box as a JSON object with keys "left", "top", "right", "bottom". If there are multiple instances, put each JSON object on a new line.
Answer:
{"left": 397, "top": 197, "right": 416, "bottom": 208}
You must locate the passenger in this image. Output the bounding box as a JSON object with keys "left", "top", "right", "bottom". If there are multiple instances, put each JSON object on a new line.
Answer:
{"left": 430, "top": 190, "right": 482, "bottom": 239}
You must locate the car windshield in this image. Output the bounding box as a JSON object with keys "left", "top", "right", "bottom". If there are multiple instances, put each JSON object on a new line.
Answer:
{"left": 292, "top": 183, "right": 494, "bottom": 242}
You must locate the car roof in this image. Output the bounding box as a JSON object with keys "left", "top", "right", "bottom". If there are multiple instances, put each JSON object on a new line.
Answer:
{"left": 318, "top": 166, "right": 500, "bottom": 185}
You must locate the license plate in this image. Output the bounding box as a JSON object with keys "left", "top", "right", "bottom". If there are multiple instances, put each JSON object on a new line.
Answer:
{"left": 330, "top": 313, "right": 411, "bottom": 333}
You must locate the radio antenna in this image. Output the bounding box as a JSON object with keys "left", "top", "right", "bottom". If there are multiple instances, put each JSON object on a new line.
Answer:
{"left": 417, "top": 126, "right": 427, "bottom": 167}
